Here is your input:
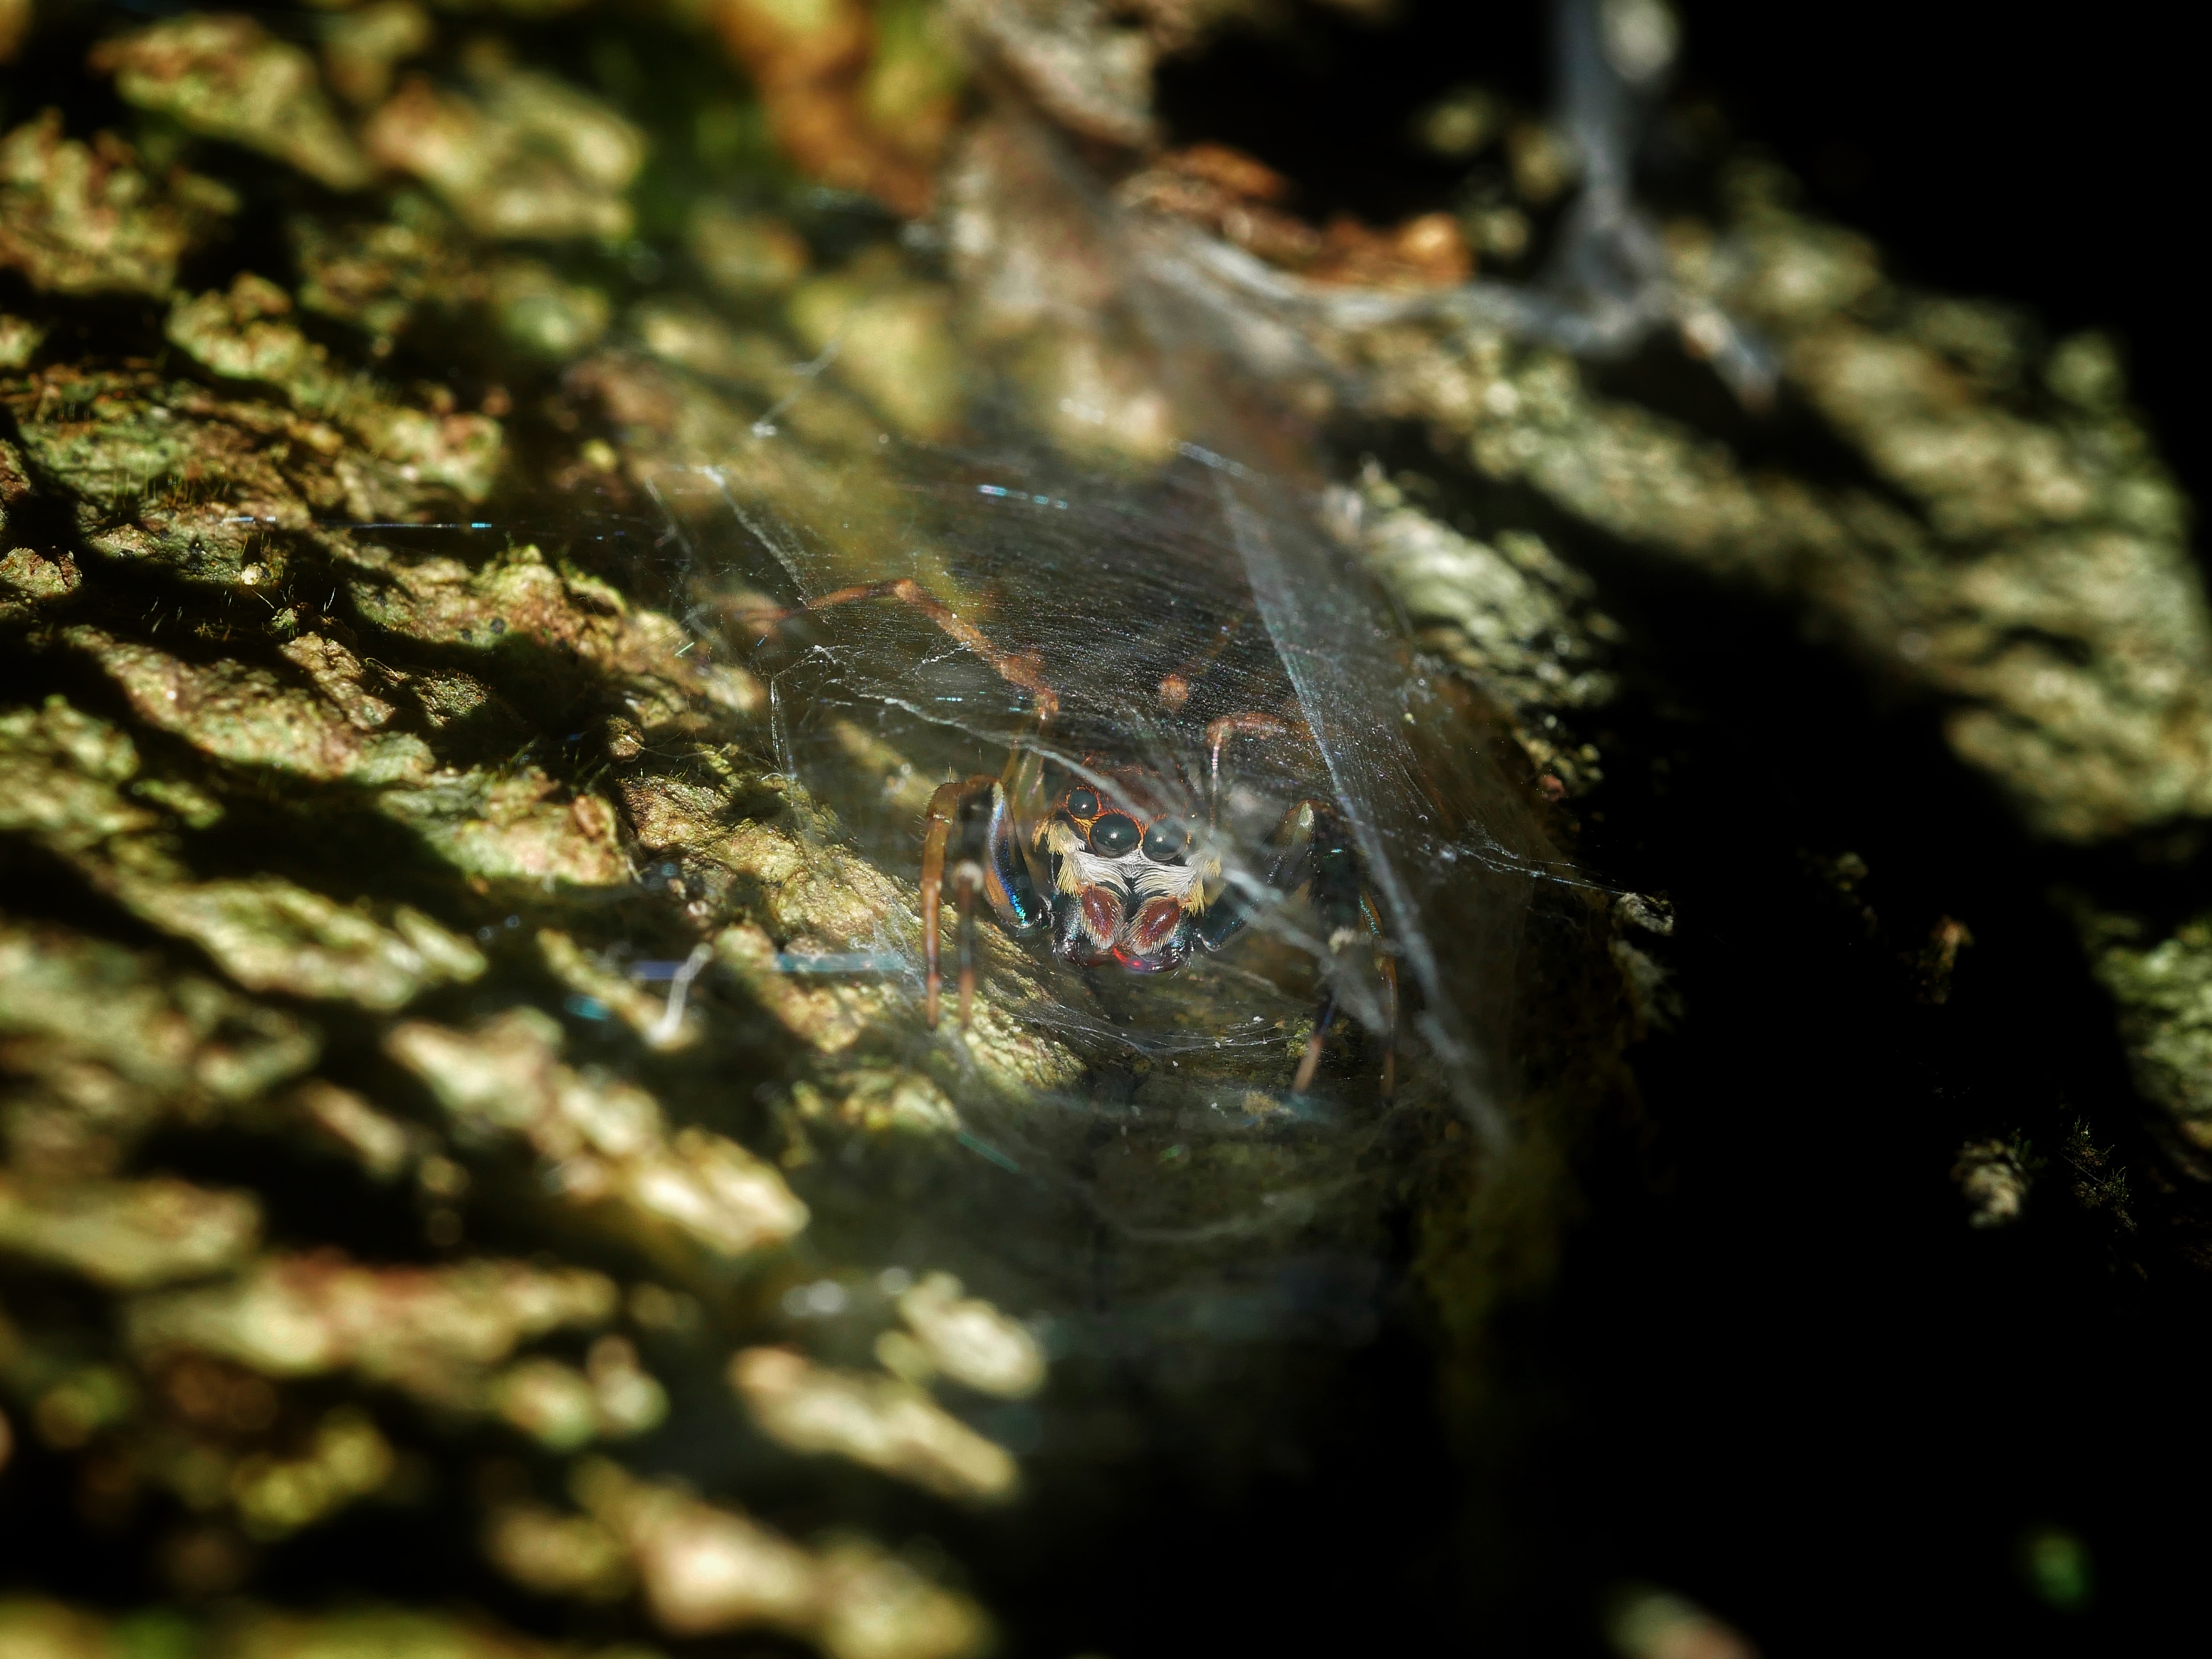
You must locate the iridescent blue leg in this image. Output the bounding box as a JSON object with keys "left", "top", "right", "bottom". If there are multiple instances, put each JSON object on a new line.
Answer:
{"left": 921, "top": 775, "right": 1047, "bottom": 1029}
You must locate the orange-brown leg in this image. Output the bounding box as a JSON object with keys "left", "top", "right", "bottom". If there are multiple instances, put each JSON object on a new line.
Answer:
{"left": 921, "top": 777, "right": 988, "bottom": 1026}
{"left": 752, "top": 581, "right": 1057, "bottom": 1027}
{"left": 1292, "top": 1019, "right": 1328, "bottom": 1095}
{"left": 921, "top": 780, "right": 959, "bottom": 1028}
{"left": 751, "top": 578, "right": 1061, "bottom": 725}
{"left": 921, "top": 773, "right": 1012, "bottom": 1030}
{"left": 750, "top": 582, "right": 1051, "bottom": 1029}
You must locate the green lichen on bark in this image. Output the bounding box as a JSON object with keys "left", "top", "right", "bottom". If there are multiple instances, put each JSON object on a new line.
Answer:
{"left": 4, "top": 1, "right": 2210, "bottom": 1653}
{"left": 2084, "top": 909, "right": 2212, "bottom": 1162}
{"left": 1306, "top": 163, "right": 2206, "bottom": 841}
{"left": 93, "top": 14, "right": 374, "bottom": 192}
{"left": 0, "top": 111, "right": 236, "bottom": 297}
{"left": 0, "top": 13, "right": 1017, "bottom": 1647}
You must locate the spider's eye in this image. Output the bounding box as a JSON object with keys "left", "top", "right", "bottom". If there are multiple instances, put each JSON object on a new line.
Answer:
{"left": 1088, "top": 813, "right": 1140, "bottom": 856}
{"left": 1141, "top": 820, "right": 1190, "bottom": 862}
{"left": 1066, "top": 787, "right": 1100, "bottom": 818}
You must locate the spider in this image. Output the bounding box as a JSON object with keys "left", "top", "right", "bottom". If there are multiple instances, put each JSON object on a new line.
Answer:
{"left": 751, "top": 578, "right": 1396, "bottom": 1094}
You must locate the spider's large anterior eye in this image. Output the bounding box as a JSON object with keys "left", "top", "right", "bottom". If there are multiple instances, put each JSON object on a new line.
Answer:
{"left": 1141, "top": 819, "right": 1190, "bottom": 862}
{"left": 1066, "top": 787, "right": 1100, "bottom": 818}
{"left": 1088, "top": 813, "right": 1140, "bottom": 856}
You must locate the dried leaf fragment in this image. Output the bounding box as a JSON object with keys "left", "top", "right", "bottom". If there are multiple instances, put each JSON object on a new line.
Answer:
{"left": 1116, "top": 142, "right": 1319, "bottom": 266}
{"left": 1118, "top": 146, "right": 1472, "bottom": 287}
{"left": 1306, "top": 211, "right": 1472, "bottom": 290}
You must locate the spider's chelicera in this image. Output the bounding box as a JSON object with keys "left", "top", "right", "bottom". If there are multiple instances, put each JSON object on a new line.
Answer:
{"left": 753, "top": 578, "right": 1395, "bottom": 1094}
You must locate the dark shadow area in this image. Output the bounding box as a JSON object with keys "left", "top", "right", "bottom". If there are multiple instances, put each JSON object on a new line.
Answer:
{"left": 1542, "top": 540, "right": 2210, "bottom": 1654}
{"left": 1157, "top": 0, "right": 2206, "bottom": 516}
{"left": 1151, "top": 3, "right": 2211, "bottom": 1651}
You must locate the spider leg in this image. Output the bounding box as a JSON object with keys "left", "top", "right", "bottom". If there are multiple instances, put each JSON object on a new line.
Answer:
{"left": 921, "top": 776, "right": 992, "bottom": 1028}
{"left": 920, "top": 780, "right": 964, "bottom": 1028}
{"left": 1365, "top": 890, "right": 1399, "bottom": 1100}
{"left": 921, "top": 774, "right": 1043, "bottom": 1029}
{"left": 1155, "top": 614, "right": 1255, "bottom": 712}
{"left": 750, "top": 578, "right": 1061, "bottom": 724}
{"left": 748, "top": 578, "right": 1057, "bottom": 1030}
{"left": 1180, "top": 710, "right": 1310, "bottom": 950}
{"left": 1201, "top": 710, "right": 1306, "bottom": 821}
{"left": 954, "top": 850, "right": 982, "bottom": 1028}
{"left": 1271, "top": 798, "right": 1396, "bottom": 1098}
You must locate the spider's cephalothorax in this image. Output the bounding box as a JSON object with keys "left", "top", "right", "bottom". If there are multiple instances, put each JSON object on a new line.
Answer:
{"left": 1037, "top": 774, "right": 1217, "bottom": 972}
{"left": 751, "top": 579, "right": 1395, "bottom": 1093}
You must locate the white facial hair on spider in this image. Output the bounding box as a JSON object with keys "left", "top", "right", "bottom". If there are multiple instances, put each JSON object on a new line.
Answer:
{"left": 1061, "top": 843, "right": 1204, "bottom": 902}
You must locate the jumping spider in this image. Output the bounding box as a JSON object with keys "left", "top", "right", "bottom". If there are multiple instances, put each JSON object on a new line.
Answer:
{"left": 753, "top": 579, "right": 1395, "bottom": 1094}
